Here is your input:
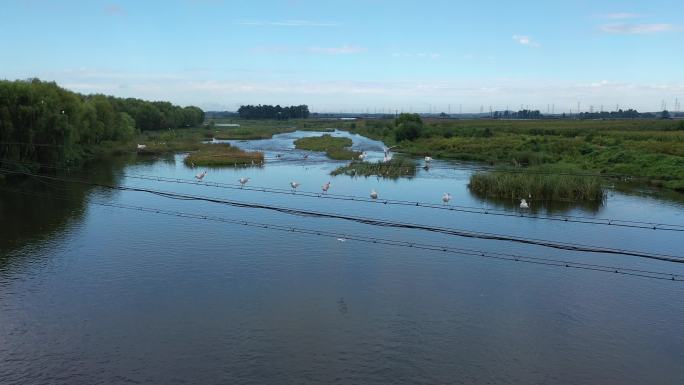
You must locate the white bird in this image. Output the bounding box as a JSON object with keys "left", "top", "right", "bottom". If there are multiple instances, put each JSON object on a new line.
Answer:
{"left": 136, "top": 144, "right": 146, "bottom": 150}
{"left": 383, "top": 145, "right": 399, "bottom": 157}
{"left": 290, "top": 181, "right": 300, "bottom": 192}
{"left": 370, "top": 189, "right": 378, "bottom": 199}
{"left": 337, "top": 238, "right": 347, "bottom": 242}
{"left": 520, "top": 199, "right": 529, "bottom": 209}
{"left": 239, "top": 177, "right": 250, "bottom": 188}
{"left": 322, "top": 181, "right": 331, "bottom": 194}
{"left": 358, "top": 152, "right": 366, "bottom": 161}
{"left": 425, "top": 156, "right": 433, "bottom": 163}
{"left": 195, "top": 171, "right": 207, "bottom": 181}
{"left": 442, "top": 192, "right": 452, "bottom": 204}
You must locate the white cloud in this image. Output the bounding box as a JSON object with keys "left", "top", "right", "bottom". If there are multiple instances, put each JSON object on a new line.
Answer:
{"left": 590, "top": 80, "right": 610, "bottom": 88}
{"left": 17, "top": 68, "right": 684, "bottom": 112}
{"left": 392, "top": 52, "right": 441, "bottom": 60}
{"left": 236, "top": 19, "right": 339, "bottom": 27}
{"left": 250, "top": 45, "right": 366, "bottom": 55}
{"left": 512, "top": 35, "right": 541, "bottom": 47}
{"left": 599, "top": 23, "right": 675, "bottom": 34}
{"left": 601, "top": 12, "right": 641, "bottom": 20}
{"left": 306, "top": 45, "right": 366, "bottom": 55}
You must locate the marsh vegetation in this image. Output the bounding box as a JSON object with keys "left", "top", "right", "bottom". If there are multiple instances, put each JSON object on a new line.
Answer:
{"left": 331, "top": 157, "right": 417, "bottom": 179}
{"left": 294, "top": 134, "right": 360, "bottom": 160}
{"left": 183, "top": 143, "right": 264, "bottom": 167}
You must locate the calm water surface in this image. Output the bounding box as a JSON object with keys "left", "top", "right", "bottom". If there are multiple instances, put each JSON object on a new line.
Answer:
{"left": 1, "top": 131, "right": 683, "bottom": 384}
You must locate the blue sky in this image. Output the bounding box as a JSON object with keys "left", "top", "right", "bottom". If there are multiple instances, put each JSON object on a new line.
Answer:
{"left": 2, "top": 0, "right": 682, "bottom": 112}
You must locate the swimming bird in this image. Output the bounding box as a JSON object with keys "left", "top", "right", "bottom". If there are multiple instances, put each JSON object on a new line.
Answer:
{"left": 370, "top": 189, "right": 378, "bottom": 199}
{"left": 520, "top": 199, "right": 529, "bottom": 209}
{"left": 337, "top": 238, "right": 347, "bottom": 242}
{"left": 290, "top": 181, "right": 300, "bottom": 192}
{"left": 303, "top": 154, "right": 309, "bottom": 159}
{"left": 136, "top": 144, "right": 146, "bottom": 150}
{"left": 424, "top": 156, "right": 432, "bottom": 163}
{"left": 195, "top": 171, "right": 207, "bottom": 181}
{"left": 239, "top": 177, "right": 250, "bottom": 188}
{"left": 442, "top": 192, "right": 452, "bottom": 204}
{"left": 322, "top": 181, "right": 331, "bottom": 194}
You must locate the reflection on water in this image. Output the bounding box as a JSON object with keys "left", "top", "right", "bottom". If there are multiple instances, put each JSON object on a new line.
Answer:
{"left": 1, "top": 131, "right": 683, "bottom": 385}
{"left": 0, "top": 156, "right": 128, "bottom": 254}
{"left": 468, "top": 191, "right": 605, "bottom": 214}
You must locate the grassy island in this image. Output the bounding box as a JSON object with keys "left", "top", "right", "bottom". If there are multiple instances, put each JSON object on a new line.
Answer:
{"left": 294, "top": 134, "right": 361, "bottom": 160}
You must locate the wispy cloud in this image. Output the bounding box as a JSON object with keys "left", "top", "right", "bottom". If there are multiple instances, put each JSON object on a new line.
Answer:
{"left": 250, "top": 45, "right": 366, "bottom": 55}
{"left": 600, "top": 12, "right": 642, "bottom": 20}
{"left": 104, "top": 4, "right": 126, "bottom": 16}
{"left": 306, "top": 45, "right": 366, "bottom": 55}
{"left": 599, "top": 23, "right": 675, "bottom": 34}
{"left": 392, "top": 52, "right": 441, "bottom": 60}
{"left": 512, "top": 35, "right": 541, "bottom": 47}
{"left": 236, "top": 19, "right": 339, "bottom": 27}
{"left": 40, "top": 68, "right": 684, "bottom": 112}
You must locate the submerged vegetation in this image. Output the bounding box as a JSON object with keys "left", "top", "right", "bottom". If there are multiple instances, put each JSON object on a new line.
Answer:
{"left": 332, "top": 157, "right": 417, "bottom": 179}
{"left": 294, "top": 134, "right": 360, "bottom": 160}
{"left": 469, "top": 169, "right": 605, "bottom": 202}
{"left": 183, "top": 143, "right": 263, "bottom": 167}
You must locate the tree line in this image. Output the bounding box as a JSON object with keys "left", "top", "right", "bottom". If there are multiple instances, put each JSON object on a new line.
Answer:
{"left": 237, "top": 104, "right": 310, "bottom": 120}
{"left": 0, "top": 78, "right": 204, "bottom": 168}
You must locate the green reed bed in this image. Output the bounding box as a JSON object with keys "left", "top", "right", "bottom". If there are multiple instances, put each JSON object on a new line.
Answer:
{"left": 469, "top": 169, "right": 605, "bottom": 202}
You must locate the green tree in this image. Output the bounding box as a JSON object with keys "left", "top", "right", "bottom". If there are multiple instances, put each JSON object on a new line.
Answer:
{"left": 394, "top": 113, "right": 424, "bottom": 141}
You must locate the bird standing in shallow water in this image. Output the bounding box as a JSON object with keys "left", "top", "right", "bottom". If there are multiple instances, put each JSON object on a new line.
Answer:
{"left": 239, "top": 177, "right": 250, "bottom": 188}
{"left": 290, "top": 181, "right": 300, "bottom": 192}
{"left": 322, "top": 181, "right": 331, "bottom": 194}
{"left": 358, "top": 152, "right": 366, "bottom": 161}
{"left": 520, "top": 199, "right": 529, "bottom": 209}
{"left": 442, "top": 193, "right": 452, "bottom": 204}
{"left": 370, "top": 189, "right": 378, "bottom": 199}
{"left": 195, "top": 171, "right": 207, "bottom": 181}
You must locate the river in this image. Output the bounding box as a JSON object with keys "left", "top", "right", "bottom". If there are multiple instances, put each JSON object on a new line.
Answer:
{"left": 1, "top": 130, "right": 683, "bottom": 384}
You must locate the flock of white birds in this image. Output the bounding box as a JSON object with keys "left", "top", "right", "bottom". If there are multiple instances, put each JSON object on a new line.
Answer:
{"left": 192, "top": 169, "right": 530, "bottom": 209}
{"left": 186, "top": 146, "right": 531, "bottom": 209}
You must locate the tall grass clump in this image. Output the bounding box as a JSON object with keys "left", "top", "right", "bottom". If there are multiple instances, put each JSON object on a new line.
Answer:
{"left": 469, "top": 170, "right": 605, "bottom": 202}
